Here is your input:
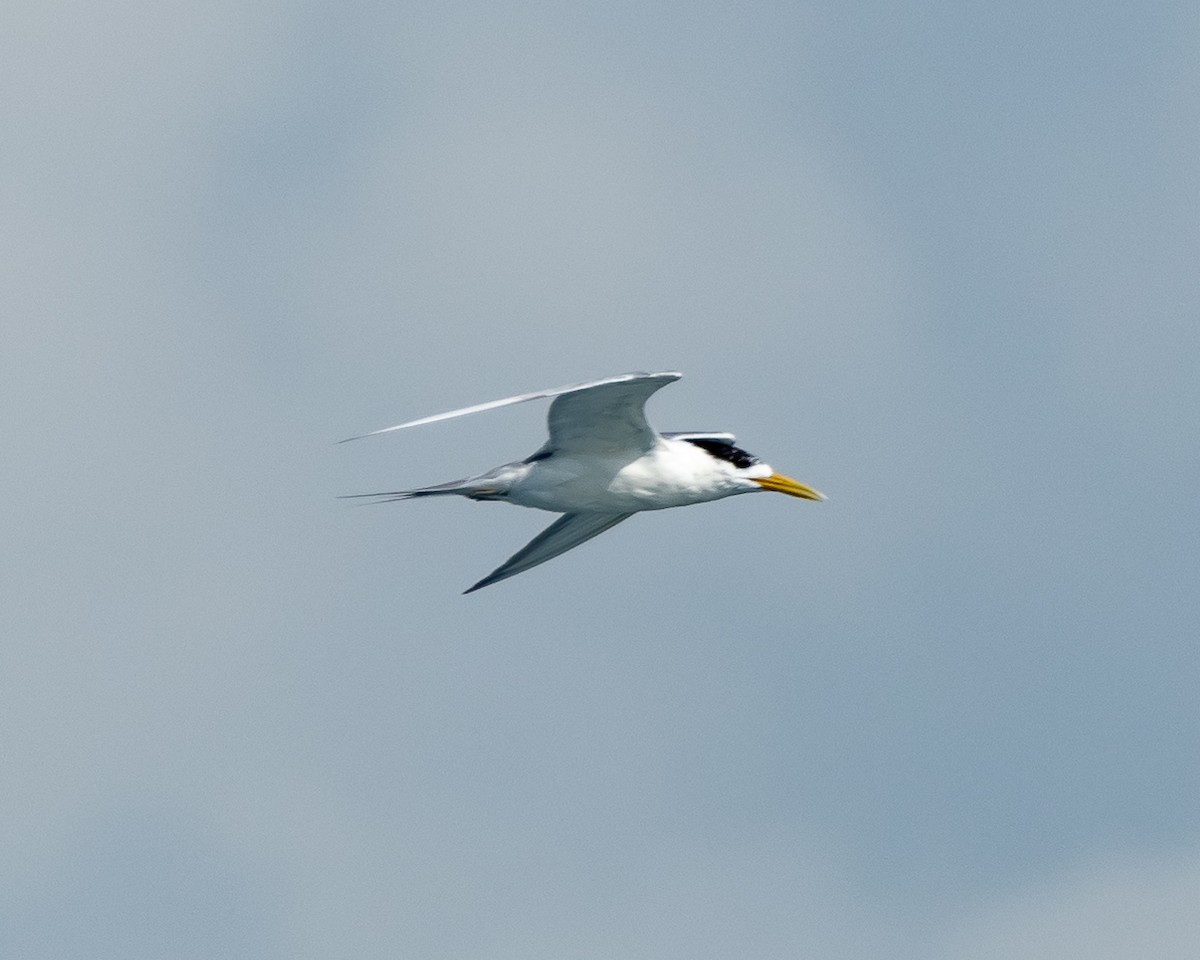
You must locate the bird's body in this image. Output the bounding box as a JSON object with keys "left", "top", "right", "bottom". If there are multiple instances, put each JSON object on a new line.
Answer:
{"left": 479, "top": 437, "right": 757, "bottom": 513}
{"left": 342, "top": 372, "right": 823, "bottom": 593}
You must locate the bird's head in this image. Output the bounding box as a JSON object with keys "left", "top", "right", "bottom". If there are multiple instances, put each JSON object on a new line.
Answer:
{"left": 682, "top": 438, "right": 825, "bottom": 501}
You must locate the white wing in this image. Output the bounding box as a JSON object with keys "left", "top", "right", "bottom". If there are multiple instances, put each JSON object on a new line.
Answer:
{"left": 464, "top": 512, "right": 634, "bottom": 594}
{"left": 339, "top": 371, "right": 681, "bottom": 444}
{"left": 546, "top": 373, "right": 680, "bottom": 453}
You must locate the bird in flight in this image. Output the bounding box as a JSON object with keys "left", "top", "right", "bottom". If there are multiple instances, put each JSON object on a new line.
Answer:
{"left": 341, "top": 371, "right": 824, "bottom": 593}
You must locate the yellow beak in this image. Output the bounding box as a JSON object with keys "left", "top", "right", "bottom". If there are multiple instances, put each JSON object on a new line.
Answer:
{"left": 752, "top": 472, "right": 825, "bottom": 501}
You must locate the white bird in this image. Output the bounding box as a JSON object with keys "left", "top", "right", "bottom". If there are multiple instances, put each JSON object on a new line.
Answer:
{"left": 341, "top": 371, "right": 824, "bottom": 593}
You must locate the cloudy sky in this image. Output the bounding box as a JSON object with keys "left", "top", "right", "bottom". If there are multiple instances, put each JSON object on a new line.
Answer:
{"left": 3, "top": 1, "right": 1197, "bottom": 957}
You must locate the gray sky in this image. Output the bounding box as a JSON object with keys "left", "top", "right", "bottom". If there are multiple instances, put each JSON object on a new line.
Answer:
{"left": 3, "top": 2, "right": 1197, "bottom": 957}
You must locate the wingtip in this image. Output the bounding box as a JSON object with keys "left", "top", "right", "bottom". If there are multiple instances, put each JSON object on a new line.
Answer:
{"left": 337, "top": 426, "right": 401, "bottom": 444}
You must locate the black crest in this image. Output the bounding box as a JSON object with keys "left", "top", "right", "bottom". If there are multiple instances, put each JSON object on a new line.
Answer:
{"left": 682, "top": 438, "right": 760, "bottom": 469}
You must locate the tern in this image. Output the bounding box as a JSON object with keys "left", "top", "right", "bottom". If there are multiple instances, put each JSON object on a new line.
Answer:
{"left": 341, "top": 371, "right": 824, "bottom": 593}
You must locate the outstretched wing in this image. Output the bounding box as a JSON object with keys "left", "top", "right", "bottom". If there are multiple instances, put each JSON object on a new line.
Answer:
{"left": 339, "top": 371, "right": 681, "bottom": 444}
{"left": 464, "top": 512, "right": 634, "bottom": 594}
{"left": 544, "top": 373, "right": 679, "bottom": 454}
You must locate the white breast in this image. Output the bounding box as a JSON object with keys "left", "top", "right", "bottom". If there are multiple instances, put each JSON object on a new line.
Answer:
{"left": 506, "top": 438, "right": 742, "bottom": 513}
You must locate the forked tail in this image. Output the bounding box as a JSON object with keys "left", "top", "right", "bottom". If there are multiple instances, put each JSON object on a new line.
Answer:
{"left": 339, "top": 477, "right": 481, "bottom": 505}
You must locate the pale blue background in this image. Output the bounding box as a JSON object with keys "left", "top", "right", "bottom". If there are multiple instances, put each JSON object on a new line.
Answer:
{"left": 3, "top": 2, "right": 1197, "bottom": 957}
